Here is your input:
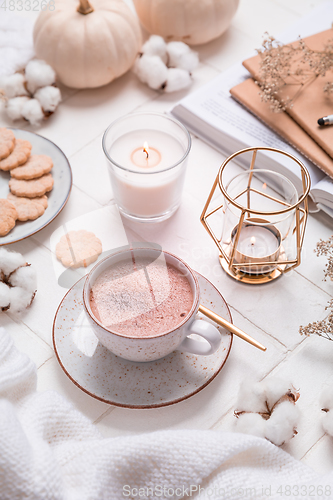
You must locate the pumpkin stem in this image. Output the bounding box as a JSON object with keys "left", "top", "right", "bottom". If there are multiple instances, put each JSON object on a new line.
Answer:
{"left": 77, "top": 0, "right": 94, "bottom": 15}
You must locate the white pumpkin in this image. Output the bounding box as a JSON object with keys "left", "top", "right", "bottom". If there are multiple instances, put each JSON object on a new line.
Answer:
{"left": 133, "top": 0, "right": 239, "bottom": 46}
{"left": 33, "top": 0, "right": 142, "bottom": 89}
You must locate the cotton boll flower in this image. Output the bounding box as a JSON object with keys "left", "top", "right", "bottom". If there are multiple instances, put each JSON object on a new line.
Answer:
{"left": 235, "top": 381, "right": 267, "bottom": 413}
{"left": 0, "top": 282, "right": 10, "bottom": 309}
{"left": 265, "top": 401, "right": 300, "bottom": 446}
{"left": 142, "top": 35, "right": 168, "bottom": 64}
{"left": 263, "top": 378, "right": 297, "bottom": 410}
{"left": 320, "top": 385, "right": 333, "bottom": 411}
{"left": 21, "top": 98, "right": 44, "bottom": 126}
{"left": 9, "top": 265, "right": 37, "bottom": 293}
{"left": 322, "top": 409, "right": 333, "bottom": 436}
{"left": 164, "top": 68, "right": 192, "bottom": 93}
{"left": 6, "top": 96, "right": 30, "bottom": 121}
{"left": 34, "top": 86, "right": 61, "bottom": 113}
{"left": 9, "top": 287, "right": 34, "bottom": 314}
{"left": 0, "top": 73, "right": 28, "bottom": 98}
{"left": 234, "top": 377, "right": 300, "bottom": 446}
{"left": 0, "top": 248, "right": 25, "bottom": 276}
{"left": 235, "top": 413, "right": 266, "bottom": 439}
{"left": 25, "top": 59, "right": 56, "bottom": 94}
{"left": 320, "top": 386, "right": 333, "bottom": 436}
{"left": 167, "top": 41, "right": 199, "bottom": 72}
{"left": 133, "top": 54, "right": 168, "bottom": 90}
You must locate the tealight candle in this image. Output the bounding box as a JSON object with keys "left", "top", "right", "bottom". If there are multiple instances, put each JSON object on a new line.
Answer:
{"left": 231, "top": 219, "right": 281, "bottom": 274}
{"left": 103, "top": 113, "right": 191, "bottom": 223}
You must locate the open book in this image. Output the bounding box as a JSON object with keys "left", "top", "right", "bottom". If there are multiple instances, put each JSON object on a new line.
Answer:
{"left": 171, "top": 1, "right": 333, "bottom": 217}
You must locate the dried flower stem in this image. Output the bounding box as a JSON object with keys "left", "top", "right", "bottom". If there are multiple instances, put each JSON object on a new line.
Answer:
{"left": 299, "top": 236, "right": 333, "bottom": 340}
{"left": 256, "top": 34, "right": 333, "bottom": 112}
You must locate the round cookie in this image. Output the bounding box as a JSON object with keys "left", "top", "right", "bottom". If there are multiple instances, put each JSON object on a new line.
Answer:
{"left": 10, "top": 154, "right": 53, "bottom": 179}
{"left": 0, "top": 128, "right": 15, "bottom": 160}
{"left": 0, "top": 139, "right": 32, "bottom": 171}
{"left": 9, "top": 173, "right": 54, "bottom": 198}
{"left": 0, "top": 199, "right": 18, "bottom": 236}
{"left": 56, "top": 230, "right": 102, "bottom": 268}
{"left": 7, "top": 193, "right": 48, "bottom": 221}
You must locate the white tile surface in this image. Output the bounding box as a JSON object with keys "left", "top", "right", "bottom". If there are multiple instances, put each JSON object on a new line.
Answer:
{"left": 2, "top": 0, "right": 333, "bottom": 477}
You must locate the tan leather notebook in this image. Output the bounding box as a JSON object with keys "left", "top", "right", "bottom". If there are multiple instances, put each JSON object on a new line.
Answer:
{"left": 230, "top": 78, "right": 333, "bottom": 178}
{"left": 242, "top": 29, "right": 333, "bottom": 160}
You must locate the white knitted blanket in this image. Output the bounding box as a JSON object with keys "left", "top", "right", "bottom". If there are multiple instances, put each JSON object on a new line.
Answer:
{"left": 0, "top": 14, "right": 34, "bottom": 77}
{"left": 0, "top": 327, "right": 332, "bottom": 500}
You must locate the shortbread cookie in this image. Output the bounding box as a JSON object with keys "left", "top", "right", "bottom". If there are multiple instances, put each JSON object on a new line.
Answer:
{"left": 56, "top": 230, "right": 102, "bottom": 268}
{"left": 9, "top": 173, "right": 54, "bottom": 198}
{"left": 0, "top": 199, "right": 18, "bottom": 236}
{"left": 0, "top": 139, "right": 32, "bottom": 171}
{"left": 0, "top": 128, "right": 15, "bottom": 160}
{"left": 7, "top": 193, "right": 48, "bottom": 221}
{"left": 10, "top": 154, "right": 53, "bottom": 179}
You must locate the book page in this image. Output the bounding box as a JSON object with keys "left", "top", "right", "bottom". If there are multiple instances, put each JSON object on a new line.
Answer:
{"left": 311, "top": 177, "right": 333, "bottom": 208}
{"left": 173, "top": 64, "right": 325, "bottom": 188}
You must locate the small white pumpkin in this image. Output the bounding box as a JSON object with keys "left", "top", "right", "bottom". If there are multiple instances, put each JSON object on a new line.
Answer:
{"left": 133, "top": 0, "right": 239, "bottom": 46}
{"left": 33, "top": 0, "right": 142, "bottom": 89}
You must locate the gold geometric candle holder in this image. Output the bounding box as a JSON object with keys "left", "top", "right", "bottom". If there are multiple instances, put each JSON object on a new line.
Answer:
{"left": 201, "top": 147, "right": 311, "bottom": 284}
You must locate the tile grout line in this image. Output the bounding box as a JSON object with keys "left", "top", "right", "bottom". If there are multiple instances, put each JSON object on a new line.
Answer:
{"left": 66, "top": 93, "right": 162, "bottom": 161}
{"left": 228, "top": 304, "right": 287, "bottom": 348}
{"left": 294, "top": 269, "right": 333, "bottom": 299}
{"left": 93, "top": 406, "right": 117, "bottom": 425}
{"left": 7, "top": 312, "right": 54, "bottom": 351}
{"left": 299, "top": 433, "right": 326, "bottom": 462}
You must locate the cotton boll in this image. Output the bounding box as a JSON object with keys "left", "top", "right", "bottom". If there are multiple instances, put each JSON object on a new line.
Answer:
{"left": 9, "top": 287, "right": 34, "bottom": 314}
{"left": 6, "top": 96, "right": 30, "bottom": 121}
{"left": 0, "top": 73, "right": 28, "bottom": 98}
{"left": 9, "top": 265, "right": 37, "bottom": 293}
{"left": 320, "top": 385, "right": 333, "bottom": 411}
{"left": 235, "top": 413, "right": 266, "bottom": 439}
{"left": 25, "top": 59, "right": 56, "bottom": 94}
{"left": 164, "top": 68, "right": 192, "bottom": 93}
{"left": 167, "top": 41, "right": 199, "bottom": 72}
{"left": 235, "top": 381, "right": 267, "bottom": 413}
{"left": 133, "top": 55, "right": 168, "bottom": 90}
{"left": 265, "top": 401, "right": 300, "bottom": 446}
{"left": 263, "top": 378, "right": 295, "bottom": 410}
{"left": 142, "top": 35, "right": 168, "bottom": 64}
{"left": 0, "top": 282, "right": 10, "bottom": 309}
{"left": 0, "top": 248, "right": 26, "bottom": 276}
{"left": 21, "top": 98, "right": 44, "bottom": 126}
{"left": 322, "top": 409, "right": 333, "bottom": 436}
{"left": 34, "top": 86, "right": 61, "bottom": 113}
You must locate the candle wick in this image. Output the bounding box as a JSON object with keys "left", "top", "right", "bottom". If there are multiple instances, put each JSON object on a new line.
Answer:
{"left": 143, "top": 147, "right": 149, "bottom": 159}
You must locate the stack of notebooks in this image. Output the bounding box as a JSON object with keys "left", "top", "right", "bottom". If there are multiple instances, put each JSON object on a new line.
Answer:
{"left": 171, "top": 1, "right": 333, "bottom": 217}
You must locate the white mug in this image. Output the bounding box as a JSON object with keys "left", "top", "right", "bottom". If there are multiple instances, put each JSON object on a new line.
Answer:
{"left": 83, "top": 248, "right": 221, "bottom": 362}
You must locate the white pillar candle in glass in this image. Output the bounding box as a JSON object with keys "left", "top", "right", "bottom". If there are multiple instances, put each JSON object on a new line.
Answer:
{"left": 102, "top": 113, "right": 191, "bottom": 223}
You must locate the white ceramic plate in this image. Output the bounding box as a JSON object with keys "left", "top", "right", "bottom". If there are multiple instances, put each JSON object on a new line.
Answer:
{"left": 0, "top": 128, "right": 72, "bottom": 246}
{"left": 53, "top": 272, "right": 233, "bottom": 409}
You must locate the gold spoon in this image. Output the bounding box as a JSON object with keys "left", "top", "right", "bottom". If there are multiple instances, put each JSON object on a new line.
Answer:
{"left": 198, "top": 304, "right": 266, "bottom": 351}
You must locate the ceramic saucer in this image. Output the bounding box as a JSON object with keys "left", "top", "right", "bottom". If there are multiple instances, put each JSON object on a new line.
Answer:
{"left": 0, "top": 128, "right": 72, "bottom": 246}
{"left": 53, "top": 272, "right": 233, "bottom": 409}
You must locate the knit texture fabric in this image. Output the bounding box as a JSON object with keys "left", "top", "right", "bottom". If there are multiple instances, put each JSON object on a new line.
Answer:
{"left": 0, "top": 14, "right": 34, "bottom": 77}
{"left": 0, "top": 327, "right": 332, "bottom": 500}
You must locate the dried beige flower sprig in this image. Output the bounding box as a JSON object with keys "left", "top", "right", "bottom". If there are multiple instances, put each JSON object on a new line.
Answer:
{"left": 300, "top": 236, "right": 333, "bottom": 340}
{"left": 315, "top": 235, "right": 333, "bottom": 281}
{"left": 256, "top": 34, "right": 333, "bottom": 112}
{"left": 300, "top": 299, "right": 333, "bottom": 341}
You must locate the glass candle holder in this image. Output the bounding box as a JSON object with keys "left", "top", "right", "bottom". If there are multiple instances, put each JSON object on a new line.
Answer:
{"left": 102, "top": 112, "right": 191, "bottom": 223}
{"left": 201, "top": 147, "right": 310, "bottom": 284}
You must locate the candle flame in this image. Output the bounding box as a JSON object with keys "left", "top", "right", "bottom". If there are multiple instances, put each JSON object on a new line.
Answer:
{"left": 251, "top": 236, "right": 256, "bottom": 246}
{"left": 262, "top": 182, "right": 267, "bottom": 189}
{"left": 143, "top": 141, "right": 149, "bottom": 159}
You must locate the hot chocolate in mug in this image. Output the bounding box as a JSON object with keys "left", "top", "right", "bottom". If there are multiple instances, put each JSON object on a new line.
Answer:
{"left": 83, "top": 248, "right": 221, "bottom": 362}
